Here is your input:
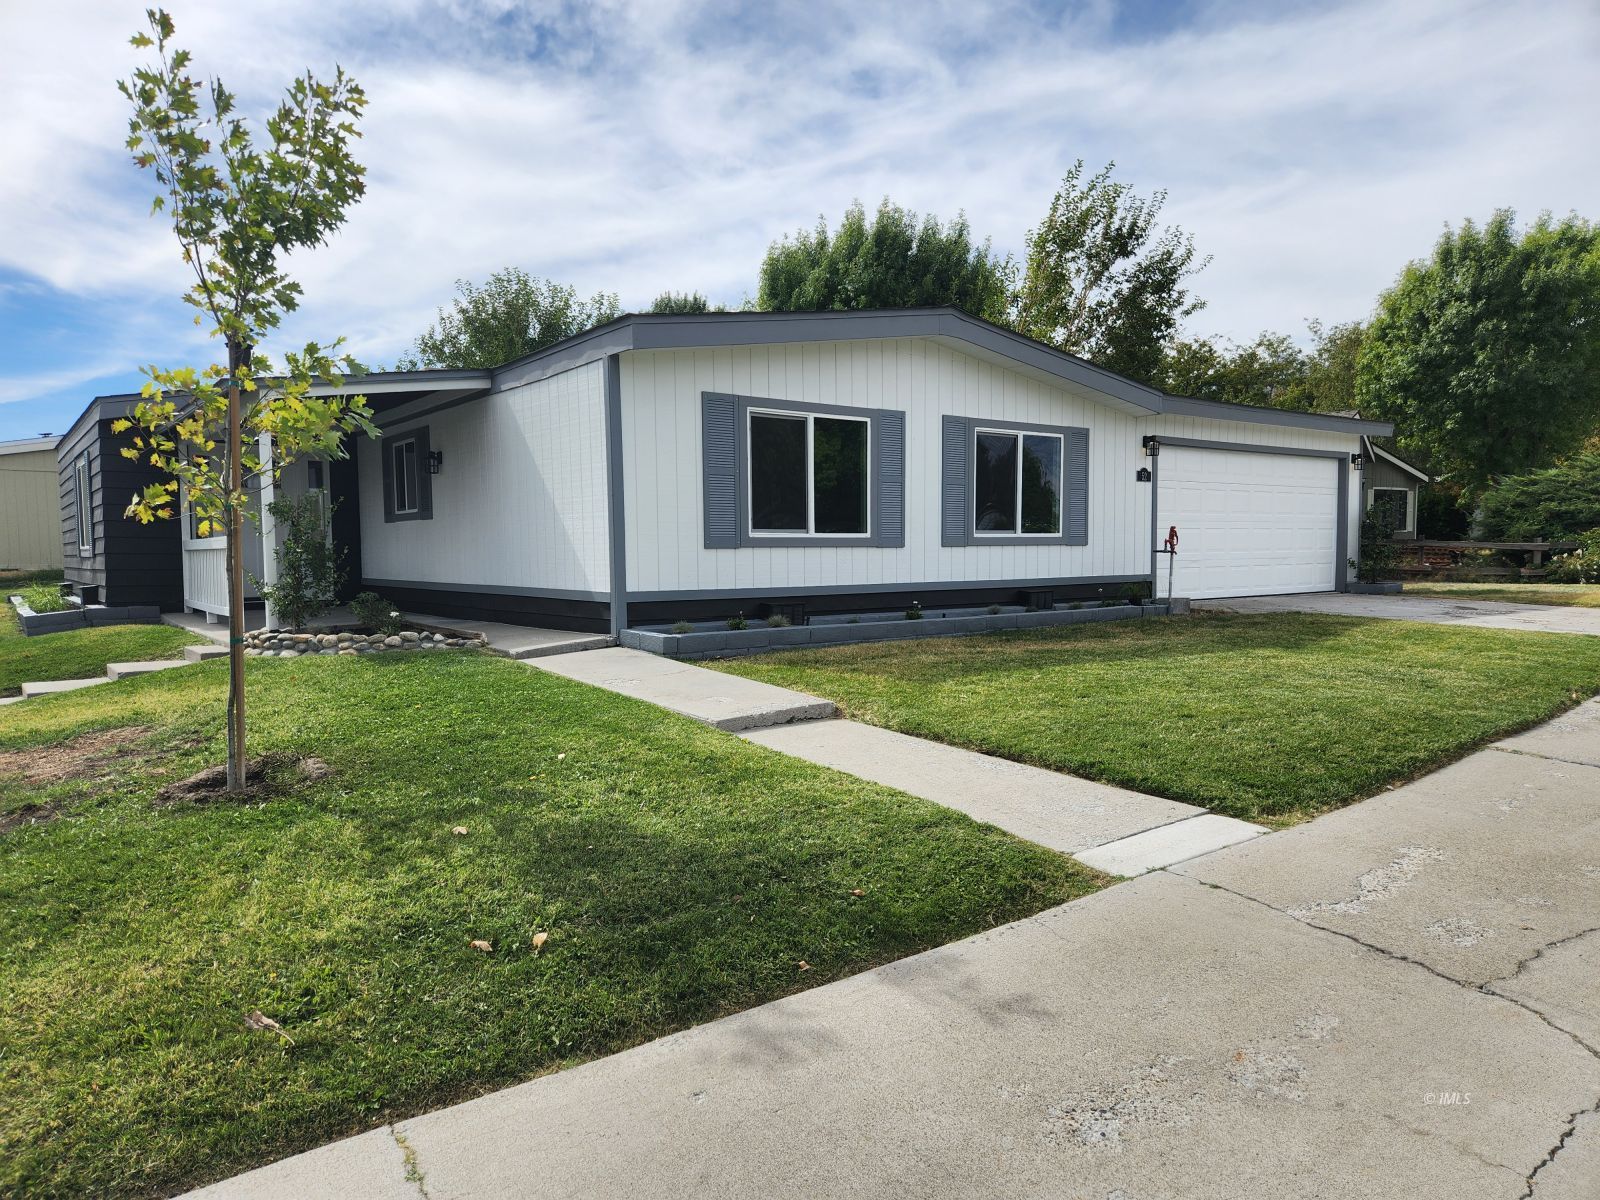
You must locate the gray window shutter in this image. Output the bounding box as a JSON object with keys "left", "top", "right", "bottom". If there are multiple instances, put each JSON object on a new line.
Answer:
{"left": 874, "top": 410, "right": 905, "bottom": 548}
{"left": 413, "top": 426, "right": 433, "bottom": 521}
{"left": 1064, "top": 426, "right": 1089, "bottom": 546}
{"left": 702, "top": 393, "right": 739, "bottom": 548}
{"left": 941, "top": 415, "right": 969, "bottom": 547}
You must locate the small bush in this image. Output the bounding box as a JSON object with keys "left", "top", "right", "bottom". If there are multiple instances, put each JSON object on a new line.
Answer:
{"left": 986, "top": 605, "right": 1001, "bottom": 615}
{"left": 1545, "top": 529, "right": 1600, "bottom": 583}
{"left": 255, "top": 494, "right": 343, "bottom": 630}
{"left": 726, "top": 612, "right": 748, "bottom": 631}
{"left": 1477, "top": 454, "right": 1600, "bottom": 541}
{"left": 1353, "top": 506, "right": 1400, "bottom": 583}
{"left": 18, "top": 584, "right": 70, "bottom": 614}
{"left": 765, "top": 614, "right": 791, "bottom": 628}
{"left": 351, "top": 591, "right": 405, "bottom": 636}
{"left": 905, "top": 602, "right": 923, "bottom": 620}
{"left": 670, "top": 621, "right": 694, "bottom": 634}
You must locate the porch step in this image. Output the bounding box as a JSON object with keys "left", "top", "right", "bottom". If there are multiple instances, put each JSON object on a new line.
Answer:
{"left": 106, "top": 659, "right": 192, "bottom": 682}
{"left": 183, "top": 644, "right": 229, "bottom": 663}
{"left": 20, "top": 677, "right": 110, "bottom": 699}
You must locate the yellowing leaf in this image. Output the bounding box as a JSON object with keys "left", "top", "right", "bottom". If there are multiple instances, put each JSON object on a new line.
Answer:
{"left": 245, "top": 1010, "right": 294, "bottom": 1045}
{"left": 451, "top": 826, "right": 469, "bottom": 836}
{"left": 470, "top": 939, "right": 493, "bottom": 953}
{"left": 531, "top": 931, "right": 549, "bottom": 956}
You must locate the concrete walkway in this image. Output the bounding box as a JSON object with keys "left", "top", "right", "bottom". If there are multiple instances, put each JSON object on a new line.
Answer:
{"left": 185, "top": 698, "right": 1600, "bottom": 1199}
{"left": 1200, "top": 591, "right": 1600, "bottom": 636}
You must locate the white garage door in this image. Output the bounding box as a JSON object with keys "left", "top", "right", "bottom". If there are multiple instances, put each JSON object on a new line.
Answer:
{"left": 1157, "top": 447, "right": 1339, "bottom": 599}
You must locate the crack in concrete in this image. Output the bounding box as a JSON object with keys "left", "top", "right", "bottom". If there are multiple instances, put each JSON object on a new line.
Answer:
{"left": 1484, "top": 925, "right": 1600, "bottom": 987}
{"left": 1520, "top": 1100, "right": 1599, "bottom": 1199}
{"left": 1488, "top": 745, "right": 1600, "bottom": 772}
{"left": 389, "top": 1126, "right": 430, "bottom": 1199}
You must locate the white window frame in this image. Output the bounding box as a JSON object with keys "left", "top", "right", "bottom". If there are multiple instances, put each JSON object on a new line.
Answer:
{"left": 74, "top": 452, "right": 92, "bottom": 555}
{"left": 390, "top": 437, "right": 420, "bottom": 517}
{"left": 746, "top": 407, "right": 872, "bottom": 540}
{"left": 971, "top": 426, "right": 1064, "bottom": 539}
{"left": 1368, "top": 485, "right": 1413, "bottom": 534}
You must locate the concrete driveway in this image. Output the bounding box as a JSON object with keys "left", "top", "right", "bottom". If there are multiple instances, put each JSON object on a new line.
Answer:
{"left": 188, "top": 700, "right": 1600, "bottom": 1200}
{"left": 1199, "top": 590, "right": 1600, "bottom": 636}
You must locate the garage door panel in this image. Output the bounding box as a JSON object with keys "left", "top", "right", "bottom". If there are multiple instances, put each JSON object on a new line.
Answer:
{"left": 1158, "top": 447, "right": 1339, "bottom": 600}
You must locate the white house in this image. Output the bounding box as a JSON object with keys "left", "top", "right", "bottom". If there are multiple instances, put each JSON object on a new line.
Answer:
{"left": 180, "top": 308, "right": 1391, "bottom": 635}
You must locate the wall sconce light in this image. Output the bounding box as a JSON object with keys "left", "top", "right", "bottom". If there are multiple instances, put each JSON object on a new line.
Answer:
{"left": 428, "top": 450, "right": 444, "bottom": 475}
{"left": 1142, "top": 436, "right": 1161, "bottom": 458}
{"left": 1350, "top": 452, "right": 1364, "bottom": 471}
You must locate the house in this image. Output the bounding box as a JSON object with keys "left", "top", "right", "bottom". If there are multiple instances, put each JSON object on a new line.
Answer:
{"left": 170, "top": 308, "right": 1390, "bottom": 635}
{"left": 56, "top": 395, "right": 185, "bottom": 609}
{"left": 1361, "top": 436, "right": 1430, "bottom": 540}
{"left": 0, "top": 435, "right": 64, "bottom": 570}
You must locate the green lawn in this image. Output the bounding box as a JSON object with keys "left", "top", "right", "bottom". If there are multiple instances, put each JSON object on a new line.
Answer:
{"left": 714, "top": 612, "right": 1600, "bottom": 823}
{"left": 0, "top": 652, "right": 1100, "bottom": 1198}
{"left": 0, "top": 601, "right": 203, "bottom": 696}
{"left": 1400, "top": 582, "right": 1600, "bottom": 608}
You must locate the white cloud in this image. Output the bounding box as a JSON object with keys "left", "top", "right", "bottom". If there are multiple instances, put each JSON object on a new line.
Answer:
{"left": 1, "top": 0, "right": 1596, "bottom": 392}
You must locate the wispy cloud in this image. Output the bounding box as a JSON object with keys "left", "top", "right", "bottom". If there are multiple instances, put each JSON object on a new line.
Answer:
{"left": 1, "top": 0, "right": 1596, "bottom": 437}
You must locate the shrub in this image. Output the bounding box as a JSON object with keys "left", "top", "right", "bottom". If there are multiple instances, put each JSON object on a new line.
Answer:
{"left": 18, "top": 584, "right": 70, "bottom": 613}
{"left": 765, "top": 614, "right": 791, "bottom": 628}
{"left": 351, "top": 591, "right": 405, "bottom": 636}
{"left": 670, "top": 621, "right": 694, "bottom": 634}
{"left": 1477, "top": 453, "right": 1600, "bottom": 541}
{"left": 1354, "top": 505, "right": 1400, "bottom": 583}
{"left": 986, "top": 604, "right": 1002, "bottom": 615}
{"left": 1545, "top": 529, "right": 1600, "bottom": 583}
{"left": 726, "top": 612, "right": 748, "bottom": 631}
{"left": 255, "top": 495, "right": 343, "bottom": 630}
{"left": 905, "top": 602, "right": 923, "bottom": 620}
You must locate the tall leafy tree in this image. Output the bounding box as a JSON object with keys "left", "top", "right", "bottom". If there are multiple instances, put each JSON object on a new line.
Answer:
{"left": 757, "top": 199, "right": 1013, "bottom": 322}
{"left": 118, "top": 9, "right": 376, "bottom": 793}
{"left": 649, "top": 290, "right": 720, "bottom": 314}
{"left": 1156, "top": 320, "right": 1366, "bottom": 414}
{"left": 1358, "top": 209, "right": 1600, "bottom": 493}
{"left": 400, "top": 269, "right": 621, "bottom": 368}
{"left": 1012, "top": 161, "right": 1208, "bottom": 384}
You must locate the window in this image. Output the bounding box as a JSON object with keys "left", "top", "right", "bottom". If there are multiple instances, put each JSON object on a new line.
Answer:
{"left": 73, "top": 452, "right": 92, "bottom": 554}
{"left": 748, "top": 410, "right": 869, "bottom": 538}
{"left": 1370, "top": 486, "right": 1411, "bottom": 534}
{"left": 382, "top": 427, "right": 432, "bottom": 523}
{"left": 973, "top": 428, "right": 1062, "bottom": 536}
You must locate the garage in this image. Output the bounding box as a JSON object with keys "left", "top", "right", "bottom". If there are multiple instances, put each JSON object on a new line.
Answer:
{"left": 1156, "top": 444, "right": 1343, "bottom": 599}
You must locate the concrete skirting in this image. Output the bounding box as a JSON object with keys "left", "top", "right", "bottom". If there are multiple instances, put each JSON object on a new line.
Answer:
{"left": 1347, "top": 581, "right": 1403, "bottom": 595}
{"left": 624, "top": 602, "right": 1169, "bottom": 660}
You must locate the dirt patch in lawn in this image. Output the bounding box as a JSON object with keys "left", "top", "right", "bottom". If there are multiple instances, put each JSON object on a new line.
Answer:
{"left": 0, "top": 726, "right": 154, "bottom": 786}
{"left": 0, "top": 801, "right": 67, "bottom": 836}
{"left": 156, "top": 754, "right": 332, "bottom": 805}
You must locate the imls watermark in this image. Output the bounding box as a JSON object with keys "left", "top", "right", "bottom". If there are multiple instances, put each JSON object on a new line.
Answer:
{"left": 1423, "top": 1091, "right": 1472, "bottom": 1106}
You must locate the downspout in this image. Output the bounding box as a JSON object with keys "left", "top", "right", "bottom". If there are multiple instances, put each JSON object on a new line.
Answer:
{"left": 604, "top": 353, "right": 628, "bottom": 641}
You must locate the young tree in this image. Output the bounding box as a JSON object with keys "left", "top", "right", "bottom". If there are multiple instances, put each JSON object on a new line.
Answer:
{"left": 648, "top": 290, "right": 719, "bottom": 314}
{"left": 1012, "top": 161, "right": 1208, "bottom": 384}
{"left": 1358, "top": 209, "right": 1600, "bottom": 493}
{"left": 118, "top": 10, "right": 377, "bottom": 792}
{"left": 757, "top": 199, "right": 1014, "bottom": 322}
{"left": 399, "top": 269, "right": 621, "bottom": 368}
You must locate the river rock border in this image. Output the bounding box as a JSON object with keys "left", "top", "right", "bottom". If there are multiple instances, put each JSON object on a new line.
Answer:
{"left": 243, "top": 628, "right": 488, "bottom": 657}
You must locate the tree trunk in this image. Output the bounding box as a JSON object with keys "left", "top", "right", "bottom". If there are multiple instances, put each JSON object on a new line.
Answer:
{"left": 225, "top": 341, "right": 248, "bottom": 794}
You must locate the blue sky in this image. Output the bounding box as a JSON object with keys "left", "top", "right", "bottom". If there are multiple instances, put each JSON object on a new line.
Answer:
{"left": 1, "top": 0, "right": 1596, "bottom": 441}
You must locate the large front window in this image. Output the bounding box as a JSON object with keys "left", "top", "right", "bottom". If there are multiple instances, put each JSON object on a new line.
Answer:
{"left": 974, "top": 428, "right": 1062, "bottom": 536}
{"left": 749, "top": 410, "right": 869, "bottom": 537}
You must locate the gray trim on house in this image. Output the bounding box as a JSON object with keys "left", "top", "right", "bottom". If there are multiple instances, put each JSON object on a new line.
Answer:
{"left": 626, "top": 573, "right": 1150, "bottom": 603}
{"left": 362, "top": 577, "right": 611, "bottom": 603}
{"left": 1146, "top": 435, "right": 1353, "bottom": 591}
{"left": 604, "top": 354, "right": 628, "bottom": 639}
{"left": 701, "top": 391, "right": 906, "bottom": 549}
{"left": 1362, "top": 437, "right": 1431, "bottom": 482}
{"left": 380, "top": 426, "right": 433, "bottom": 523}
{"left": 940, "top": 415, "right": 1089, "bottom": 547}
{"left": 487, "top": 308, "right": 1395, "bottom": 437}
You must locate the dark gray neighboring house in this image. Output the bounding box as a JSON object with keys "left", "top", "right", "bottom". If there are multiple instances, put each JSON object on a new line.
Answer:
{"left": 1361, "top": 437, "right": 1430, "bottom": 540}
{"left": 57, "top": 394, "right": 184, "bottom": 610}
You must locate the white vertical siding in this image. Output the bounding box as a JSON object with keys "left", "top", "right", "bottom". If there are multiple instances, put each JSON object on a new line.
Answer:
{"left": 620, "top": 340, "right": 1366, "bottom": 598}
{"left": 180, "top": 483, "right": 264, "bottom": 616}
{"left": 621, "top": 338, "right": 1149, "bottom": 595}
{"left": 358, "top": 360, "right": 610, "bottom": 596}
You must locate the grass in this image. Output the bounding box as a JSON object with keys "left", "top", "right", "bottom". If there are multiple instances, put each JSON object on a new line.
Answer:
{"left": 713, "top": 611, "right": 1600, "bottom": 823}
{"left": 0, "top": 602, "right": 203, "bottom": 697}
{"left": 0, "top": 651, "right": 1101, "bottom": 1198}
{"left": 17, "top": 583, "right": 70, "bottom": 613}
{"left": 1400, "top": 581, "right": 1600, "bottom": 608}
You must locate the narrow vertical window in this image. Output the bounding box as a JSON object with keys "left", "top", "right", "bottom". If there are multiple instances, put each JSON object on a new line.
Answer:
{"left": 392, "top": 438, "right": 418, "bottom": 516}
{"left": 74, "top": 453, "right": 92, "bottom": 553}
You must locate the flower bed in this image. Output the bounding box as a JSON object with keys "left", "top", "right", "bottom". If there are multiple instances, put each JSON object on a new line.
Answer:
{"left": 7, "top": 594, "right": 161, "bottom": 637}
{"left": 243, "top": 627, "right": 487, "bottom": 657}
